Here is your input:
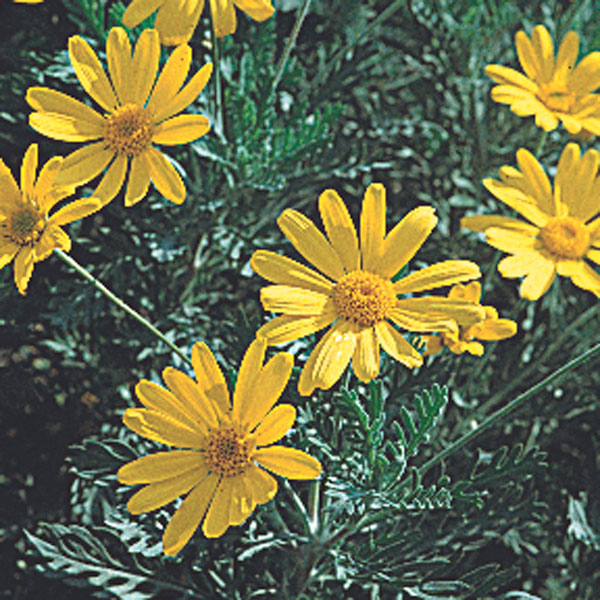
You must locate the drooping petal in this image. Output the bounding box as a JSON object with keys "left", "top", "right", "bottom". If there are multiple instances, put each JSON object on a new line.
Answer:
{"left": 360, "top": 183, "right": 386, "bottom": 273}
{"left": 377, "top": 206, "right": 437, "bottom": 279}
{"left": 393, "top": 260, "right": 481, "bottom": 295}
{"left": 256, "top": 312, "right": 337, "bottom": 345}
{"left": 375, "top": 321, "right": 423, "bottom": 368}
{"left": 250, "top": 250, "right": 334, "bottom": 295}
{"left": 191, "top": 341, "right": 231, "bottom": 414}
{"left": 147, "top": 146, "right": 185, "bottom": 204}
{"left": 14, "top": 247, "right": 35, "bottom": 295}
{"left": 260, "top": 285, "right": 333, "bottom": 316}
{"left": 121, "top": 0, "right": 165, "bottom": 29}
{"left": 20, "top": 144, "right": 38, "bottom": 202}
{"left": 106, "top": 27, "right": 133, "bottom": 106}
{"left": 123, "top": 408, "right": 206, "bottom": 448}
{"left": 352, "top": 326, "right": 379, "bottom": 383}
{"left": 127, "top": 467, "right": 208, "bottom": 515}
{"left": 232, "top": 337, "right": 266, "bottom": 421}
{"left": 202, "top": 476, "right": 234, "bottom": 538}
{"left": 318, "top": 189, "right": 359, "bottom": 273}
{"left": 297, "top": 320, "right": 356, "bottom": 396}
{"left": 210, "top": 0, "right": 237, "bottom": 37}
{"left": 162, "top": 472, "right": 220, "bottom": 556}
{"left": 241, "top": 352, "right": 293, "bottom": 432}
{"left": 118, "top": 450, "right": 206, "bottom": 484}
{"left": 253, "top": 404, "right": 296, "bottom": 446}
{"left": 93, "top": 153, "right": 128, "bottom": 205}
{"left": 130, "top": 29, "right": 160, "bottom": 106}
{"left": 152, "top": 114, "right": 210, "bottom": 145}
{"left": 55, "top": 142, "right": 115, "bottom": 188}
{"left": 155, "top": 0, "right": 204, "bottom": 46}
{"left": 254, "top": 447, "right": 321, "bottom": 479}
{"left": 124, "top": 151, "right": 152, "bottom": 207}
{"left": 277, "top": 209, "right": 345, "bottom": 281}
{"left": 234, "top": 0, "right": 274, "bottom": 22}
{"left": 68, "top": 35, "right": 118, "bottom": 111}
{"left": 147, "top": 44, "right": 192, "bottom": 117}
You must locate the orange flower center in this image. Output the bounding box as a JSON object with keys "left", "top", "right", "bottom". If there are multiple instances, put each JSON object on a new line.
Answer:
{"left": 537, "top": 80, "right": 576, "bottom": 113}
{"left": 205, "top": 426, "right": 254, "bottom": 477}
{"left": 539, "top": 216, "right": 589, "bottom": 259}
{"left": 333, "top": 270, "right": 396, "bottom": 327}
{"left": 104, "top": 104, "right": 153, "bottom": 156}
{"left": 6, "top": 206, "right": 44, "bottom": 246}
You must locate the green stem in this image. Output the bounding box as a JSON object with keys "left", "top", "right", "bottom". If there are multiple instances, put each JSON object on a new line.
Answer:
{"left": 54, "top": 249, "right": 192, "bottom": 367}
{"left": 307, "top": 479, "right": 320, "bottom": 535}
{"left": 271, "top": 0, "right": 312, "bottom": 95}
{"left": 535, "top": 129, "right": 548, "bottom": 158}
{"left": 210, "top": 28, "right": 224, "bottom": 136}
{"left": 282, "top": 479, "right": 312, "bottom": 536}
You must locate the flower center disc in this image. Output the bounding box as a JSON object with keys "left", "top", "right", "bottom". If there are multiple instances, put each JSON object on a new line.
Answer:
{"left": 205, "top": 427, "right": 253, "bottom": 477}
{"left": 333, "top": 270, "right": 396, "bottom": 327}
{"left": 8, "top": 206, "right": 44, "bottom": 245}
{"left": 537, "top": 80, "right": 576, "bottom": 113}
{"left": 104, "top": 104, "right": 153, "bottom": 156}
{"left": 539, "top": 216, "right": 590, "bottom": 259}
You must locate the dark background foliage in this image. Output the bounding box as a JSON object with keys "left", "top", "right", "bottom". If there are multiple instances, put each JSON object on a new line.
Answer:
{"left": 1, "top": 0, "right": 600, "bottom": 598}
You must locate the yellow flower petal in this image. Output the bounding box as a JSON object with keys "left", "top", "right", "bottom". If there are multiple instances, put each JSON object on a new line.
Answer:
{"left": 152, "top": 63, "right": 213, "bottom": 124}
{"left": 318, "top": 189, "right": 359, "bottom": 273}
{"left": 569, "top": 261, "right": 600, "bottom": 296}
{"left": 14, "top": 247, "right": 35, "bottom": 295}
{"left": 0, "top": 159, "right": 21, "bottom": 215}
{"left": 37, "top": 226, "right": 70, "bottom": 257}
{"left": 146, "top": 44, "right": 192, "bottom": 116}
{"left": 33, "top": 156, "right": 63, "bottom": 205}
{"left": 484, "top": 64, "right": 539, "bottom": 93}
{"left": 155, "top": 0, "right": 204, "bottom": 46}
{"left": 555, "top": 30, "right": 579, "bottom": 78}
{"left": 56, "top": 142, "right": 115, "bottom": 188}
{"left": 20, "top": 144, "right": 38, "bottom": 202}
{"left": 241, "top": 351, "right": 293, "bottom": 432}
{"left": 191, "top": 342, "right": 231, "bottom": 415}
{"left": 461, "top": 215, "right": 538, "bottom": 234}
{"left": 131, "top": 28, "right": 160, "bottom": 106}
{"left": 210, "top": 0, "right": 237, "bottom": 37}
{"left": 533, "top": 105, "right": 560, "bottom": 131}
{"left": 122, "top": 0, "right": 165, "bottom": 29}
{"left": 277, "top": 209, "right": 345, "bottom": 281}
{"left": 234, "top": 0, "right": 274, "bottom": 22}
{"left": 152, "top": 114, "right": 210, "bottom": 145}
{"left": 228, "top": 475, "right": 254, "bottom": 526}
{"left": 297, "top": 320, "right": 356, "bottom": 396}
{"left": 472, "top": 318, "right": 517, "bottom": 341}
{"left": 587, "top": 248, "right": 600, "bottom": 264}
{"left": 94, "top": 154, "right": 128, "bottom": 205}
{"left": 555, "top": 142, "right": 580, "bottom": 215}
{"left": 232, "top": 337, "right": 266, "bottom": 421}
{"left": 387, "top": 308, "right": 457, "bottom": 333}
{"left": 106, "top": 27, "right": 133, "bottom": 105}
{"left": 352, "top": 326, "right": 379, "bottom": 383}
{"left": 127, "top": 467, "right": 208, "bottom": 515}
{"left": 260, "top": 285, "right": 333, "bottom": 316}
{"left": 253, "top": 404, "right": 296, "bottom": 446}
{"left": 124, "top": 151, "right": 152, "bottom": 207}
{"left": 395, "top": 297, "right": 486, "bottom": 326}
{"left": 68, "top": 35, "right": 118, "bottom": 111}
{"left": 202, "top": 476, "right": 234, "bottom": 538}
{"left": 162, "top": 472, "right": 219, "bottom": 556}
{"left": 48, "top": 198, "right": 101, "bottom": 226}
{"left": 515, "top": 30, "right": 541, "bottom": 80}
{"left": 421, "top": 334, "right": 444, "bottom": 357}
{"left": 256, "top": 312, "right": 337, "bottom": 345}
{"left": 29, "top": 112, "right": 104, "bottom": 143}
{"left": 570, "top": 52, "right": 600, "bottom": 96}
{"left": 531, "top": 25, "right": 555, "bottom": 83}
{"left": 393, "top": 260, "right": 480, "bottom": 295}
{"left": 519, "top": 254, "right": 556, "bottom": 300}
{"left": 569, "top": 148, "right": 600, "bottom": 221}
{"left": 254, "top": 447, "right": 321, "bottom": 480}
{"left": 243, "top": 464, "right": 277, "bottom": 504}
{"left": 497, "top": 252, "right": 540, "bottom": 278}
{"left": 515, "top": 148, "right": 553, "bottom": 215}
{"left": 360, "top": 183, "right": 386, "bottom": 273}
{"left": 448, "top": 281, "right": 481, "bottom": 303}
{"left": 375, "top": 320, "right": 423, "bottom": 368}
{"left": 250, "top": 250, "right": 334, "bottom": 294}
{"left": 123, "top": 408, "right": 206, "bottom": 448}
{"left": 377, "top": 206, "right": 437, "bottom": 279}
{"left": 118, "top": 450, "right": 206, "bottom": 484}
{"left": 147, "top": 146, "right": 185, "bottom": 204}
{"left": 490, "top": 85, "right": 536, "bottom": 104}
{"left": 0, "top": 241, "right": 18, "bottom": 270}
{"left": 484, "top": 226, "right": 539, "bottom": 253}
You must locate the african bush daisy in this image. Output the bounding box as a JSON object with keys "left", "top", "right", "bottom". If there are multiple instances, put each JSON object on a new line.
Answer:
{"left": 0, "top": 144, "right": 101, "bottom": 295}
{"left": 118, "top": 337, "right": 321, "bottom": 556}
{"left": 121, "top": 0, "right": 274, "bottom": 44}
{"left": 250, "top": 184, "right": 486, "bottom": 395}
{"left": 422, "top": 282, "right": 517, "bottom": 357}
{"left": 26, "top": 27, "right": 212, "bottom": 206}
{"left": 486, "top": 25, "right": 600, "bottom": 135}
{"left": 462, "top": 144, "right": 600, "bottom": 300}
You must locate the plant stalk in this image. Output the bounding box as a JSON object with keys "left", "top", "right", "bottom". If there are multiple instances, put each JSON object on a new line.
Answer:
{"left": 54, "top": 249, "right": 192, "bottom": 366}
{"left": 210, "top": 27, "right": 224, "bottom": 136}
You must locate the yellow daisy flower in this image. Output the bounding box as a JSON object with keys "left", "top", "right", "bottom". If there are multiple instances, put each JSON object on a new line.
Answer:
{"left": 486, "top": 25, "right": 600, "bottom": 135}
{"left": 14, "top": 1, "right": 44, "bottom": 3}
{"left": 461, "top": 144, "right": 600, "bottom": 300}
{"left": 0, "top": 144, "right": 101, "bottom": 295}
{"left": 118, "top": 337, "right": 322, "bottom": 556}
{"left": 422, "top": 282, "right": 517, "bottom": 357}
{"left": 250, "top": 184, "right": 486, "bottom": 396}
{"left": 121, "top": 0, "right": 274, "bottom": 44}
{"left": 26, "top": 27, "right": 212, "bottom": 207}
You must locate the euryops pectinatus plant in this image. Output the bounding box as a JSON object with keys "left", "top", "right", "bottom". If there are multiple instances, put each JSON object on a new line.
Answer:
{"left": 3, "top": 1, "right": 600, "bottom": 598}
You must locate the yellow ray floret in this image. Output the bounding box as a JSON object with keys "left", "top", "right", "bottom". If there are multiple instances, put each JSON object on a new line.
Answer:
{"left": 117, "top": 338, "right": 321, "bottom": 556}
{"left": 121, "top": 0, "right": 274, "bottom": 44}
{"left": 0, "top": 144, "right": 101, "bottom": 295}
{"left": 462, "top": 144, "right": 600, "bottom": 300}
{"left": 486, "top": 25, "right": 600, "bottom": 135}
{"left": 251, "top": 184, "right": 486, "bottom": 395}
{"left": 26, "top": 27, "right": 212, "bottom": 207}
{"left": 421, "top": 282, "right": 517, "bottom": 357}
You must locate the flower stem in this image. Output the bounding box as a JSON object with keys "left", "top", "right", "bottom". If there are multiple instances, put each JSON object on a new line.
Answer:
{"left": 54, "top": 249, "right": 192, "bottom": 367}
{"left": 210, "top": 28, "right": 224, "bottom": 137}
{"left": 271, "top": 0, "right": 312, "bottom": 95}
{"left": 535, "top": 129, "right": 548, "bottom": 158}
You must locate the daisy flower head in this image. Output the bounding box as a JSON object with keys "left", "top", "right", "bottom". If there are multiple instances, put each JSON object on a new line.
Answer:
{"left": 121, "top": 0, "right": 274, "bottom": 43}
{"left": 485, "top": 25, "right": 600, "bottom": 135}
{"left": 0, "top": 144, "right": 101, "bottom": 295}
{"left": 422, "top": 282, "right": 517, "bottom": 357}
{"left": 461, "top": 144, "right": 600, "bottom": 300}
{"left": 117, "top": 337, "right": 322, "bottom": 556}
{"left": 250, "top": 184, "right": 486, "bottom": 396}
{"left": 26, "top": 27, "right": 212, "bottom": 207}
